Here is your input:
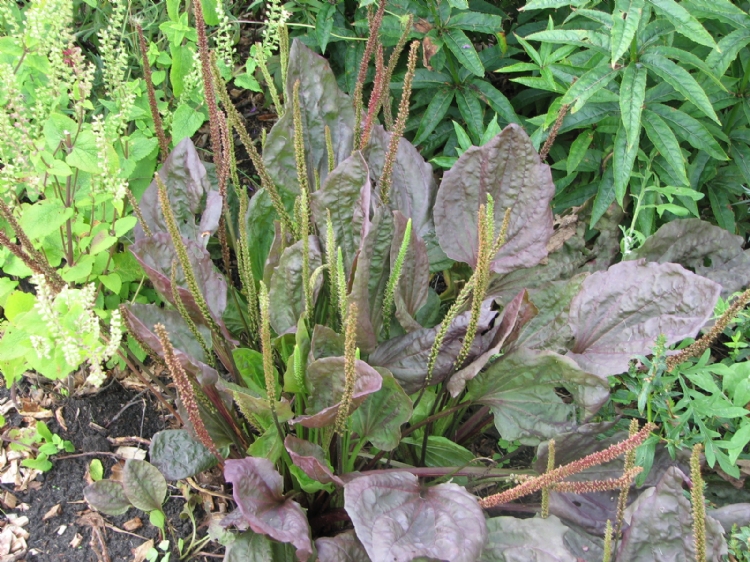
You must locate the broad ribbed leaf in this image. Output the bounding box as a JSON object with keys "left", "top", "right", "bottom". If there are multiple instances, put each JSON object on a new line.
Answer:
{"left": 84, "top": 481, "right": 131, "bottom": 516}
{"left": 613, "top": 123, "right": 638, "bottom": 206}
{"left": 480, "top": 515, "right": 577, "bottom": 561}
{"left": 311, "top": 151, "right": 370, "bottom": 275}
{"left": 134, "top": 137, "right": 220, "bottom": 245}
{"left": 363, "top": 126, "right": 444, "bottom": 270}
{"left": 223, "top": 531, "right": 274, "bottom": 562}
{"left": 315, "top": 531, "right": 371, "bottom": 562}
{"left": 618, "top": 467, "right": 728, "bottom": 561}
{"left": 444, "top": 28, "right": 484, "bottom": 77}
{"left": 648, "top": 0, "right": 717, "bottom": 48}
{"left": 122, "top": 459, "right": 167, "bottom": 513}
{"left": 642, "top": 109, "right": 689, "bottom": 185}
{"left": 351, "top": 368, "right": 412, "bottom": 451}
{"left": 264, "top": 39, "right": 355, "bottom": 194}
{"left": 640, "top": 52, "right": 720, "bottom": 124}
{"left": 434, "top": 124, "right": 554, "bottom": 274}
{"left": 611, "top": 0, "right": 645, "bottom": 65}
{"left": 310, "top": 325, "right": 345, "bottom": 361}
{"left": 567, "top": 260, "right": 721, "bottom": 376}
{"left": 149, "top": 429, "right": 217, "bottom": 481}
{"left": 626, "top": 218, "right": 750, "bottom": 296}
{"left": 620, "top": 62, "right": 647, "bottom": 150}
{"left": 284, "top": 435, "right": 343, "bottom": 486}
{"left": 344, "top": 472, "right": 487, "bottom": 562}
{"left": 224, "top": 457, "right": 313, "bottom": 562}
{"left": 649, "top": 104, "right": 727, "bottom": 161}
{"left": 268, "top": 236, "right": 323, "bottom": 335}
{"left": 467, "top": 348, "right": 609, "bottom": 444}
{"left": 292, "top": 357, "right": 382, "bottom": 428}
{"left": 561, "top": 61, "right": 620, "bottom": 112}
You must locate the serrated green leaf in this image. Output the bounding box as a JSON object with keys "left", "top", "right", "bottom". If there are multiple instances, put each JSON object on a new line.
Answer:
{"left": 447, "top": 12, "right": 505, "bottom": 34}
{"left": 452, "top": 121, "right": 473, "bottom": 153}
{"left": 447, "top": 0, "right": 469, "bottom": 8}
{"left": 514, "top": 34, "right": 542, "bottom": 66}
{"left": 591, "top": 166, "right": 616, "bottom": 227}
{"left": 521, "top": 0, "right": 589, "bottom": 10}
{"left": 648, "top": 103, "right": 728, "bottom": 160}
{"left": 316, "top": 2, "right": 335, "bottom": 54}
{"left": 642, "top": 109, "right": 689, "bottom": 185}
{"left": 613, "top": 123, "right": 638, "bottom": 206}
{"left": 619, "top": 62, "right": 647, "bottom": 150}
{"left": 456, "top": 89, "right": 484, "bottom": 144}
{"left": 18, "top": 199, "right": 74, "bottom": 241}
{"left": 640, "top": 52, "right": 720, "bottom": 124}
{"left": 567, "top": 129, "right": 594, "bottom": 174}
{"left": 481, "top": 114, "right": 503, "bottom": 145}
{"left": 611, "top": 0, "right": 645, "bottom": 65}
{"left": 444, "top": 28, "right": 484, "bottom": 77}
{"left": 647, "top": 46, "right": 725, "bottom": 91}
{"left": 731, "top": 143, "right": 750, "bottom": 187}
{"left": 525, "top": 29, "right": 610, "bottom": 54}
{"left": 647, "top": 0, "right": 717, "bottom": 49}
{"left": 708, "top": 187, "right": 735, "bottom": 232}
{"left": 413, "top": 88, "right": 454, "bottom": 145}
{"left": 495, "top": 62, "right": 540, "bottom": 73}
{"left": 706, "top": 28, "right": 750, "bottom": 77}
{"left": 561, "top": 61, "right": 620, "bottom": 112}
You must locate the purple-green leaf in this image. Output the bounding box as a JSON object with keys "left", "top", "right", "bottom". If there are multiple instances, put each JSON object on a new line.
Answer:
{"left": 626, "top": 218, "right": 750, "bottom": 297}
{"left": 466, "top": 348, "right": 610, "bottom": 444}
{"left": 344, "top": 472, "right": 487, "bottom": 562}
{"left": 292, "top": 357, "right": 382, "bottom": 428}
{"left": 149, "top": 429, "right": 217, "bottom": 481}
{"left": 315, "top": 531, "right": 371, "bottom": 562}
{"left": 122, "top": 459, "right": 167, "bottom": 513}
{"left": 567, "top": 260, "right": 721, "bottom": 376}
{"left": 284, "top": 435, "right": 343, "bottom": 487}
{"left": 224, "top": 457, "right": 313, "bottom": 562}
{"left": 84, "top": 480, "right": 131, "bottom": 516}
{"left": 434, "top": 124, "right": 554, "bottom": 274}
{"left": 479, "top": 515, "right": 578, "bottom": 562}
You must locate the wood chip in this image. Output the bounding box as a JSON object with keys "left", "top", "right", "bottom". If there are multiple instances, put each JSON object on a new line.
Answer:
{"left": 123, "top": 517, "right": 142, "bottom": 532}
{"left": 69, "top": 533, "right": 83, "bottom": 549}
{"left": 42, "top": 504, "right": 61, "bottom": 521}
{"left": 2, "top": 492, "right": 16, "bottom": 510}
{"left": 114, "top": 446, "right": 146, "bottom": 460}
{"left": 56, "top": 525, "right": 67, "bottom": 536}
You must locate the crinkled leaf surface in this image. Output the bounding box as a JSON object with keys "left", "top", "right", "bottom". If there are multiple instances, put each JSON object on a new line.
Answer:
{"left": 284, "top": 435, "right": 343, "bottom": 487}
{"left": 268, "top": 236, "right": 323, "bottom": 335}
{"left": 309, "top": 325, "right": 345, "bottom": 361}
{"left": 263, "top": 39, "right": 354, "bottom": 194}
{"left": 391, "top": 211, "right": 430, "bottom": 333}
{"left": 618, "top": 467, "right": 727, "bottom": 561}
{"left": 122, "top": 459, "right": 167, "bottom": 513}
{"left": 224, "top": 457, "right": 313, "bottom": 562}
{"left": 311, "top": 151, "right": 370, "bottom": 276}
{"left": 466, "top": 348, "right": 609, "bottom": 444}
{"left": 84, "top": 480, "right": 131, "bottom": 516}
{"left": 364, "top": 125, "right": 446, "bottom": 270}
{"left": 121, "top": 303, "right": 211, "bottom": 374}
{"left": 292, "top": 357, "right": 382, "bottom": 428}
{"left": 627, "top": 218, "right": 750, "bottom": 296}
{"left": 351, "top": 368, "right": 412, "bottom": 451}
{"left": 246, "top": 187, "right": 294, "bottom": 283}
{"left": 134, "top": 137, "right": 220, "bottom": 245}
{"left": 479, "top": 515, "right": 577, "bottom": 562}
{"left": 130, "top": 233, "right": 228, "bottom": 329}
{"left": 567, "top": 260, "right": 721, "bottom": 376}
{"left": 344, "top": 471, "right": 487, "bottom": 562}
{"left": 223, "top": 530, "right": 274, "bottom": 562}
{"left": 315, "top": 530, "right": 371, "bottom": 562}
{"left": 370, "top": 299, "right": 500, "bottom": 394}
{"left": 149, "top": 429, "right": 217, "bottom": 481}
{"left": 447, "top": 290, "right": 535, "bottom": 397}
{"left": 709, "top": 503, "right": 750, "bottom": 533}
{"left": 434, "top": 124, "right": 554, "bottom": 274}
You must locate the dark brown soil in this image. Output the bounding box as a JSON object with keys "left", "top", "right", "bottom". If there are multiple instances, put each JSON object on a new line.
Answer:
{"left": 2, "top": 382, "right": 223, "bottom": 561}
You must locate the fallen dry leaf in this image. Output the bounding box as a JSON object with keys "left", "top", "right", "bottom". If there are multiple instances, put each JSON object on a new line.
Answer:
{"left": 55, "top": 407, "right": 68, "bottom": 432}
{"left": 123, "top": 517, "right": 142, "bottom": 532}
{"left": 42, "top": 504, "right": 61, "bottom": 521}
{"left": 2, "top": 492, "right": 16, "bottom": 510}
{"left": 69, "top": 533, "right": 83, "bottom": 548}
{"left": 132, "top": 539, "right": 154, "bottom": 562}
{"left": 115, "top": 446, "right": 146, "bottom": 460}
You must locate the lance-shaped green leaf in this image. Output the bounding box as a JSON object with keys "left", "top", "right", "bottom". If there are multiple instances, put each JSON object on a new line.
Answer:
{"left": 706, "top": 28, "right": 750, "bottom": 77}
{"left": 642, "top": 109, "right": 689, "bottom": 185}
{"left": 611, "top": 0, "right": 645, "bottom": 65}
{"left": 640, "top": 52, "right": 720, "bottom": 124}
{"left": 521, "top": 0, "right": 589, "bottom": 9}
{"left": 617, "top": 467, "right": 728, "bottom": 560}
{"left": 590, "top": 166, "right": 616, "bottom": 228}
{"left": 466, "top": 348, "right": 610, "bottom": 445}
{"left": 435, "top": 124, "right": 554, "bottom": 274}
{"left": 351, "top": 368, "right": 412, "bottom": 451}
{"left": 648, "top": 0, "right": 717, "bottom": 49}
{"left": 268, "top": 236, "right": 323, "bottom": 335}
{"left": 470, "top": 78, "right": 520, "bottom": 126}
{"left": 315, "top": 531, "right": 370, "bottom": 562}
{"left": 344, "top": 472, "right": 487, "bottom": 562}
{"left": 284, "top": 435, "right": 343, "bottom": 487}
{"left": 680, "top": 0, "right": 750, "bottom": 29}
{"left": 561, "top": 61, "right": 620, "bottom": 113}
{"left": 413, "top": 88, "right": 455, "bottom": 147}
{"left": 224, "top": 457, "right": 313, "bottom": 562}
{"left": 567, "top": 260, "right": 721, "bottom": 376}
{"left": 311, "top": 151, "right": 370, "bottom": 276}
{"left": 291, "top": 357, "right": 382, "bottom": 428}
{"left": 626, "top": 218, "right": 750, "bottom": 296}
{"left": 363, "top": 126, "right": 445, "bottom": 271}
{"left": 263, "top": 39, "right": 355, "bottom": 194}
{"left": 444, "top": 28, "right": 484, "bottom": 77}
{"left": 149, "top": 429, "right": 218, "bottom": 481}
{"left": 480, "top": 515, "right": 579, "bottom": 561}
{"left": 613, "top": 122, "right": 638, "bottom": 206}
{"left": 649, "top": 104, "right": 727, "bottom": 161}
{"left": 620, "top": 62, "right": 647, "bottom": 151}
{"left": 566, "top": 129, "right": 594, "bottom": 175}
{"left": 525, "top": 29, "right": 611, "bottom": 54}
{"left": 456, "top": 89, "right": 485, "bottom": 143}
